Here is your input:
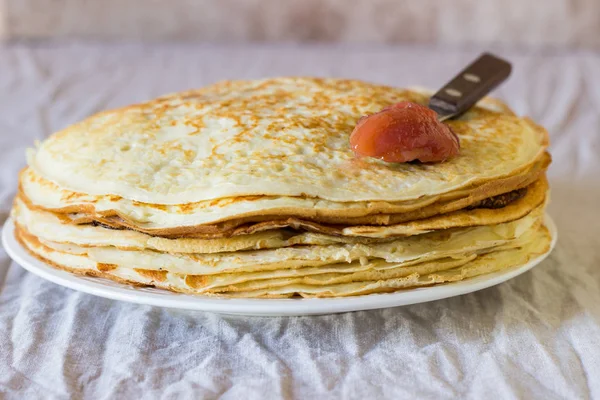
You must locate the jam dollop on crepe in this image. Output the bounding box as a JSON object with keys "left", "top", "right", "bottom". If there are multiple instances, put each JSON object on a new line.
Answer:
{"left": 350, "top": 101, "right": 460, "bottom": 163}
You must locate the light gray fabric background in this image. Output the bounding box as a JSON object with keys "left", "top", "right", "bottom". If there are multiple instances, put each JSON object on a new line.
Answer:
{"left": 0, "top": 44, "right": 599, "bottom": 399}
{"left": 2, "top": 0, "right": 600, "bottom": 49}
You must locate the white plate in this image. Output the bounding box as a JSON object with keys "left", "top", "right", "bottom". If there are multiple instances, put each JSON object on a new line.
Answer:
{"left": 2, "top": 216, "right": 557, "bottom": 316}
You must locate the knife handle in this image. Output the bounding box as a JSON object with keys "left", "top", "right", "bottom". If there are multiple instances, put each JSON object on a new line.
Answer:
{"left": 428, "top": 53, "right": 512, "bottom": 120}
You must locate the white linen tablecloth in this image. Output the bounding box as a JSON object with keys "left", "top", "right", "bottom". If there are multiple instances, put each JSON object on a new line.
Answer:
{"left": 1, "top": 44, "right": 599, "bottom": 399}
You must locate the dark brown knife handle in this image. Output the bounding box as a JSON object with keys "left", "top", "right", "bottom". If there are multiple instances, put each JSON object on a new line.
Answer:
{"left": 428, "top": 53, "right": 512, "bottom": 120}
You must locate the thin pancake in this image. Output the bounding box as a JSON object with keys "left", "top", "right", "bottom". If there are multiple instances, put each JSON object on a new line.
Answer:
{"left": 19, "top": 154, "right": 549, "bottom": 236}
{"left": 342, "top": 176, "right": 547, "bottom": 237}
{"left": 13, "top": 177, "right": 547, "bottom": 254}
{"left": 15, "top": 221, "right": 551, "bottom": 298}
{"left": 27, "top": 79, "right": 548, "bottom": 206}
{"left": 18, "top": 207, "right": 544, "bottom": 275}
{"left": 223, "top": 225, "right": 551, "bottom": 298}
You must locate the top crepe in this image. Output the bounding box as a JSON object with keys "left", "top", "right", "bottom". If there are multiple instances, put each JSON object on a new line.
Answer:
{"left": 27, "top": 78, "right": 548, "bottom": 204}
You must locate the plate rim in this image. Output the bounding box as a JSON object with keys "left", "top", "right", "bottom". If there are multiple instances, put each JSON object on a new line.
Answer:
{"left": 1, "top": 216, "right": 557, "bottom": 316}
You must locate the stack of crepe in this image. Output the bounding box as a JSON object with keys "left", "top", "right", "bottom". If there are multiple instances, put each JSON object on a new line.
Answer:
{"left": 12, "top": 78, "right": 552, "bottom": 298}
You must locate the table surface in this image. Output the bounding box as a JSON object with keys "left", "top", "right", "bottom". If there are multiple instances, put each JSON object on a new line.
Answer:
{"left": 0, "top": 43, "right": 599, "bottom": 400}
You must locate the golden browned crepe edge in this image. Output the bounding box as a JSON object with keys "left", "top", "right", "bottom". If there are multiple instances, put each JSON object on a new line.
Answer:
{"left": 17, "top": 173, "right": 548, "bottom": 240}
{"left": 15, "top": 225, "right": 151, "bottom": 289}
{"left": 221, "top": 225, "right": 552, "bottom": 298}
{"left": 15, "top": 226, "right": 296, "bottom": 298}
{"left": 14, "top": 175, "right": 548, "bottom": 255}
{"left": 15, "top": 221, "right": 552, "bottom": 299}
{"left": 344, "top": 175, "right": 548, "bottom": 236}
{"left": 18, "top": 153, "right": 550, "bottom": 238}
{"left": 20, "top": 150, "right": 549, "bottom": 221}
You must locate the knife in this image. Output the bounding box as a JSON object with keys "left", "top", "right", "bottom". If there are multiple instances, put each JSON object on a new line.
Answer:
{"left": 429, "top": 53, "right": 512, "bottom": 122}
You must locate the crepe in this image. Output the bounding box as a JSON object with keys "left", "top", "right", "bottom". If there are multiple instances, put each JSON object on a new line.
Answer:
{"left": 11, "top": 77, "right": 553, "bottom": 299}
{"left": 13, "top": 176, "right": 547, "bottom": 254}
{"left": 25, "top": 78, "right": 548, "bottom": 210}
{"left": 18, "top": 153, "right": 549, "bottom": 235}
{"left": 16, "top": 206, "right": 543, "bottom": 275}
{"left": 15, "top": 219, "right": 551, "bottom": 298}
{"left": 225, "top": 225, "right": 552, "bottom": 298}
